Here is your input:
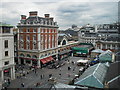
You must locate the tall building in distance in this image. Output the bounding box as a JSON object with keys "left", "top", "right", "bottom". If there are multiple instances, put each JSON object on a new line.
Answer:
{"left": 0, "top": 22, "right": 15, "bottom": 85}
{"left": 17, "top": 11, "right": 59, "bottom": 68}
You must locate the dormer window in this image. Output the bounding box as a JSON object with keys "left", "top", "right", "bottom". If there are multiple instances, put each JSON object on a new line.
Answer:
{"left": 30, "top": 22, "right": 33, "bottom": 24}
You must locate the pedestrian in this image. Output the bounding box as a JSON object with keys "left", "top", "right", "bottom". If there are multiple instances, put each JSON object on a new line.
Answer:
{"left": 35, "top": 69, "right": 36, "bottom": 74}
{"left": 59, "top": 73, "right": 61, "bottom": 76}
{"left": 27, "top": 71, "right": 29, "bottom": 74}
{"left": 36, "top": 82, "right": 40, "bottom": 87}
{"left": 21, "top": 83, "right": 25, "bottom": 87}
{"left": 68, "top": 73, "right": 70, "bottom": 77}
{"left": 74, "top": 61, "right": 75, "bottom": 64}
{"left": 49, "top": 74, "right": 52, "bottom": 78}
{"left": 40, "top": 75, "right": 42, "bottom": 79}
{"left": 7, "top": 78, "right": 10, "bottom": 85}
{"left": 71, "top": 61, "right": 74, "bottom": 64}
{"left": 59, "top": 68, "right": 61, "bottom": 71}
{"left": 42, "top": 74, "right": 44, "bottom": 79}
{"left": 73, "top": 67, "right": 75, "bottom": 71}
{"left": 68, "top": 66, "right": 70, "bottom": 70}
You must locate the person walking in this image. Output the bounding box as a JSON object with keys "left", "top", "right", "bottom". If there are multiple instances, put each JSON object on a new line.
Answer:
{"left": 21, "top": 83, "right": 25, "bottom": 87}
{"left": 40, "top": 75, "right": 42, "bottom": 79}
{"left": 59, "top": 73, "right": 61, "bottom": 76}
{"left": 41, "top": 74, "right": 44, "bottom": 79}
{"left": 59, "top": 68, "right": 61, "bottom": 71}
{"left": 73, "top": 67, "right": 75, "bottom": 72}
{"left": 7, "top": 78, "right": 10, "bottom": 85}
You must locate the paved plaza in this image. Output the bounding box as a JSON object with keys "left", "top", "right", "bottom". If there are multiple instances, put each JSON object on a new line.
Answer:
{"left": 3, "top": 56, "right": 86, "bottom": 88}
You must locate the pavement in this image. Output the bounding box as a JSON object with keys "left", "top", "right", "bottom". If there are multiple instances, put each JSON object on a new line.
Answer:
{"left": 3, "top": 56, "right": 86, "bottom": 88}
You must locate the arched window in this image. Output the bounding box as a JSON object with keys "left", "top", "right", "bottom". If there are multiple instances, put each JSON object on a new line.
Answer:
{"left": 20, "top": 53, "right": 25, "bottom": 57}
{"left": 41, "top": 54, "right": 44, "bottom": 58}
{"left": 32, "top": 55, "right": 37, "bottom": 59}
{"left": 26, "top": 54, "right": 31, "bottom": 58}
{"left": 62, "top": 40, "right": 67, "bottom": 45}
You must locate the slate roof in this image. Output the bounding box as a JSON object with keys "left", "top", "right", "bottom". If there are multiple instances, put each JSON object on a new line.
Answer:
{"left": 105, "top": 61, "right": 120, "bottom": 89}
{"left": 99, "top": 50, "right": 113, "bottom": 62}
{"left": 105, "top": 61, "right": 120, "bottom": 82}
{"left": 58, "top": 33, "right": 72, "bottom": 42}
{"left": 115, "top": 51, "right": 120, "bottom": 61}
{"left": 83, "top": 32, "right": 98, "bottom": 37}
{"left": 0, "top": 22, "right": 13, "bottom": 27}
{"left": 91, "top": 49, "right": 104, "bottom": 53}
{"left": 75, "top": 63, "right": 109, "bottom": 88}
{"left": 98, "top": 29, "right": 118, "bottom": 33}
{"left": 105, "top": 34, "right": 120, "bottom": 42}
{"left": 20, "top": 16, "right": 58, "bottom": 27}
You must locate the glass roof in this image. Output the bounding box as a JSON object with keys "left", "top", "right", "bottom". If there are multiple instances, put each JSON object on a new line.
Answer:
{"left": 75, "top": 63, "right": 109, "bottom": 88}
{"left": 99, "top": 50, "right": 112, "bottom": 62}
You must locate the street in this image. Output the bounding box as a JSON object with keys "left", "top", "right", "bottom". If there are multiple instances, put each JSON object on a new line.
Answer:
{"left": 5, "top": 56, "right": 85, "bottom": 88}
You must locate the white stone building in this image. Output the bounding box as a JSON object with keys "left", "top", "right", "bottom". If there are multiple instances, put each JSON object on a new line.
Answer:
{"left": 0, "top": 23, "right": 15, "bottom": 87}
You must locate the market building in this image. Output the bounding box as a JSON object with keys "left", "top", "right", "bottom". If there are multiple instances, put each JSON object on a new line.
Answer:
{"left": 99, "top": 50, "right": 115, "bottom": 63}
{"left": 0, "top": 22, "right": 15, "bottom": 86}
{"left": 95, "top": 34, "right": 120, "bottom": 52}
{"left": 58, "top": 41, "right": 79, "bottom": 61}
{"left": 78, "top": 23, "right": 118, "bottom": 47}
{"left": 71, "top": 43, "right": 94, "bottom": 57}
{"left": 90, "top": 49, "right": 104, "bottom": 59}
{"left": 17, "top": 11, "right": 59, "bottom": 68}
{"left": 75, "top": 63, "right": 109, "bottom": 88}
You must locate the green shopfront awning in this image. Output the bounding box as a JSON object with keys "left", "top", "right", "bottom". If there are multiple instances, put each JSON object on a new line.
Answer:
{"left": 72, "top": 47, "right": 88, "bottom": 51}
{"left": 76, "top": 51, "right": 88, "bottom": 54}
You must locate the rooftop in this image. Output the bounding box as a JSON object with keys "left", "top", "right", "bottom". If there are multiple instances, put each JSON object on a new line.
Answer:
{"left": 105, "top": 61, "right": 120, "bottom": 89}
{"left": 99, "top": 50, "right": 113, "bottom": 62}
{"left": 0, "top": 22, "right": 13, "bottom": 27}
{"left": 91, "top": 49, "right": 105, "bottom": 53}
{"left": 75, "top": 63, "right": 109, "bottom": 88}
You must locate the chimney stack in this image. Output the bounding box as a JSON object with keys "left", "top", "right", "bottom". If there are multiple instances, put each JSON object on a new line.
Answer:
{"left": 50, "top": 17, "right": 54, "bottom": 21}
{"left": 29, "top": 11, "right": 38, "bottom": 17}
{"left": 21, "top": 15, "right": 26, "bottom": 20}
{"left": 44, "top": 14, "right": 50, "bottom": 18}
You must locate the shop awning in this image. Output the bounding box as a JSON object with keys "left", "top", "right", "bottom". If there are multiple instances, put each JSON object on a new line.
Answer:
{"left": 46, "top": 56, "right": 54, "bottom": 62}
{"left": 40, "top": 56, "right": 54, "bottom": 64}
{"left": 77, "top": 60, "right": 89, "bottom": 63}
{"left": 41, "top": 59, "right": 47, "bottom": 64}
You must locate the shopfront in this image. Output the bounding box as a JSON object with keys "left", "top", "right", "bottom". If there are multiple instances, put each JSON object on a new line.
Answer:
{"left": 19, "top": 57, "right": 37, "bottom": 66}
{"left": 40, "top": 56, "right": 55, "bottom": 67}
{"left": 58, "top": 50, "right": 72, "bottom": 61}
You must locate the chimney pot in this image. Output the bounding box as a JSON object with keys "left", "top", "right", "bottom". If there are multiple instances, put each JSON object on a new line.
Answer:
{"left": 45, "top": 14, "right": 50, "bottom": 18}
{"left": 21, "top": 15, "right": 26, "bottom": 20}
{"left": 29, "top": 11, "right": 38, "bottom": 17}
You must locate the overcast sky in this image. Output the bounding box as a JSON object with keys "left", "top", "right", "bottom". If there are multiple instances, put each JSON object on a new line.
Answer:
{"left": 0, "top": 0, "right": 119, "bottom": 30}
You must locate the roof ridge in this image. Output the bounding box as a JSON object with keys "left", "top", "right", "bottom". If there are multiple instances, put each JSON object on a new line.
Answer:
{"left": 93, "top": 63, "right": 101, "bottom": 75}
{"left": 108, "top": 75, "right": 120, "bottom": 84}
{"left": 93, "top": 74, "right": 103, "bottom": 87}
{"left": 75, "top": 74, "right": 92, "bottom": 84}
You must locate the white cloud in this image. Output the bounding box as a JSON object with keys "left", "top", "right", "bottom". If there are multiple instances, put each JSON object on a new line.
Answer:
{"left": 0, "top": 1, "right": 118, "bottom": 29}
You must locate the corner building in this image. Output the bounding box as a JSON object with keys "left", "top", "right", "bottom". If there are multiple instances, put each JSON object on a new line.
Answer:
{"left": 17, "top": 11, "right": 59, "bottom": 68}
{"left": 0, "top": 23, "right": 15, "bottom": 86}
